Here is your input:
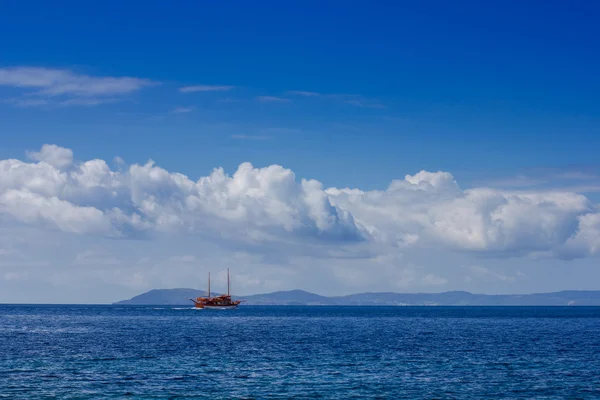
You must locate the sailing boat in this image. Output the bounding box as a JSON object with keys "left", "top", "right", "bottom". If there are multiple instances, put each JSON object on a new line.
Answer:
{"left": 189, "top": 268, "right": 242, "bottom": 309}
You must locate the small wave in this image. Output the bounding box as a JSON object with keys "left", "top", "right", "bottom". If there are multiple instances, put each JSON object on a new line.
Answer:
{"left": 91, "top": 357, "right": 118, "bottom": 362}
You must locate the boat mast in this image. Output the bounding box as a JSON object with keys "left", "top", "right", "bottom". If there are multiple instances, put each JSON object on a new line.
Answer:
{"left": 227, "top": 268, "right": 230, "bottom": 296}
{"left": 208, "top": 271, "right": 211, "bottom": 299}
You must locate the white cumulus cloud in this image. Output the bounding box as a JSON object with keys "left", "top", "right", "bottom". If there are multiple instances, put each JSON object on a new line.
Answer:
{"left": 0, "top": 145, "right": 364, "bottom": 244}
{"left": 0, "top": 144, "right": 599, "bottom": 263}
{"left": 26, "top": 144, "right": 74, "bottom": 169}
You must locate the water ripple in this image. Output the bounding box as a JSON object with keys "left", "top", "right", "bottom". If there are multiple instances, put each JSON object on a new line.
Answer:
{"left": 1, "top": 305, "right": 600, "bottom": 398}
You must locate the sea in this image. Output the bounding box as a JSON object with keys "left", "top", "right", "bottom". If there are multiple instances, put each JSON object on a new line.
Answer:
{"left": 1, "top": 305, "right": 600, "bottom": 399}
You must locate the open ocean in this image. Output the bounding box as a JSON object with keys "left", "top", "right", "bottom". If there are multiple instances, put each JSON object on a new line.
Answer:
{"left": 1, "top": 305, "right": 600, "bottom": 399}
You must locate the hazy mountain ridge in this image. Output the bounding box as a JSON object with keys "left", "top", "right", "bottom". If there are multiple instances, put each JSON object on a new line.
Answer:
{"left": 114, "top": 289, "right": 600, "bottom": 306}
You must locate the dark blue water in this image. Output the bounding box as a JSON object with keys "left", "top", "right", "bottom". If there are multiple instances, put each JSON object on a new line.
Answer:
{"left": 2, "top": 306, "right": 600, "bottom": 399}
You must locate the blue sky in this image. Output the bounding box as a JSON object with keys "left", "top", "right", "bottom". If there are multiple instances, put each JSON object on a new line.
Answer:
{"left": 1, "top": 1, "right": 600, "bottom": 302}
{"left": 2, "top": 0, "right": 599, "bottom": 189}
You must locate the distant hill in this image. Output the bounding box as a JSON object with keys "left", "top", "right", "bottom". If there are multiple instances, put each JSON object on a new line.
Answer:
{"left": 242, "top": 290, "right": 332, "bottom": 305}
{"left": 115, "top": 288, "right": 210, "bottom": 305}
{"left": 332, "top": 290, "right": 600, "bottom": 306}
{"left": 114, "top": 289, "right": 600, "bottom": 306}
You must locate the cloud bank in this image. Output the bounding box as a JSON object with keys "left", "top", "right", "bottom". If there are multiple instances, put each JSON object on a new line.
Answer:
{"left": 1, "top": 145, "right": 599, "bottom": 261}
{"left": 0, "top": 145, "right": 364, "bottom": 244}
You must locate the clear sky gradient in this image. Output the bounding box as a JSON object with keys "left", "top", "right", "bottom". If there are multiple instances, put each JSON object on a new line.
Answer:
{"left": 1, "top": 1, "right": 599, "bottom": 302}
